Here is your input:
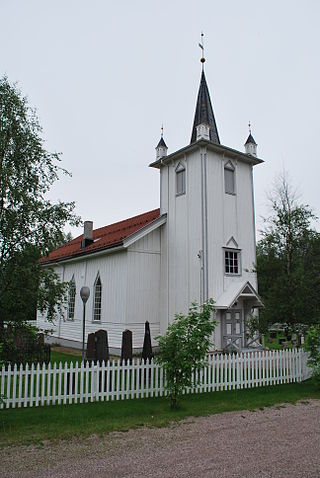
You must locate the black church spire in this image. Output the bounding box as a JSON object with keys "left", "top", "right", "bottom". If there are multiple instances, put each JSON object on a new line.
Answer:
{"left": 190, "top": 70, "right": 220, "bottom": 145}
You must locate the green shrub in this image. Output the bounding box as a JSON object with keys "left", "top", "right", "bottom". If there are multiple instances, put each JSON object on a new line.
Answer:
{"left": 156, "top": 299, "right": 216, "bottom": 408}
{"left": 0, "top": 322, "right": 50, "bottom": 366}
{"left": 305, "top": 325, "right": 320, "bottom": 386}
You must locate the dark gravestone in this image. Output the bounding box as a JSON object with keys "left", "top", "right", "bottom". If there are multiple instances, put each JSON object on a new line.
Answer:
{"left": 86, "top": 332, "right": 96, "bottom": 362}
{"left": 270, "top": 331, "right": 277, "bottom": 339}
{"left": 142, "top": 321, "right": 153, "bottom": 362}
{"left": 95, "top": 329, "right": 109, "bottom": 363}
{"left": 121, "top": 329, "right": 133, "bottom": 363}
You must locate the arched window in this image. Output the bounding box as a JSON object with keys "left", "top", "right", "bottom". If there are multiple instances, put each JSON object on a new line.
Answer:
{"left": 224, "top": 161, "right": 235, "bottom": 195}
{"left": 176, "top": 162, "right": 186, "bottom": 195}
{"left": 68, "top": 275, "right": 76, "bottom": 320}
{"left": 93, "top": 273, "right": 102, "bottom": 321}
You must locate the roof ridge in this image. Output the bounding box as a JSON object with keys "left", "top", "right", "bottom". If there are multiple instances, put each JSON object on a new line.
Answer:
{"left": 92, "top": 208, "right": 160, "bottom": 236}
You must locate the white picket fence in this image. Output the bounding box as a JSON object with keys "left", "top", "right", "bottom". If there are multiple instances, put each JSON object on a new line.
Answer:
{"left": 0, "top": 349, "right": 312, "bottom": 409}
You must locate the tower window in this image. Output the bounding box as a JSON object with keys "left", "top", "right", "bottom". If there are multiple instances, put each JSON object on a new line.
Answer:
{"left": 224, "top": 250, "right": 240, "bottom": 275}
{"left": 67, "top": 275, "right": 76, "bottom": 320}
{"left": 93, "top": 274, "right": 102, "bottom": 321}
{"left": 176, "top": 163, "right": 186, "bottom": 195}
{"left": 224, "top": 162, "right": 235, "bottom": 194}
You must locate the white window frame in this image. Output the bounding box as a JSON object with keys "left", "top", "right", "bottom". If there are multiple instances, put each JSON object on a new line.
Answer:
{"left": 224, "top": 161, "right": 236, "bottom": 195}
{"left": 224, "top": 248, "right": 241, "bottom": 276}
{"left": 175, "top": 162, "right": 186, "bottom": 196}
{"left": 67, "top": 275, "right": 76, "bottom": 320}
{"left": 92, "top": 273, "right": 102, "bottom": 322}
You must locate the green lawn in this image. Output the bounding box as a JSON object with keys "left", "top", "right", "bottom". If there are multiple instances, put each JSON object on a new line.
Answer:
{"left": 0, "top": 380, "right": 319, "bottom": 448}
{"left": 50, "top": 349, "right": 81, "bottom": 365}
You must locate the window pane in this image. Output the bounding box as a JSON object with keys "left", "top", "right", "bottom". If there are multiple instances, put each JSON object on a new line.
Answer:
{"left": 176, "top": 169, "right": 185, "bottom": 195}
{"left": 68, "top": 279, "right": 76, "bottom": 320}
{"left": 224, "top": 251, "right": 239, "bottom": 275}
{"left": 225, "top": 168, "right": 234, "bottom": 194}
{"left": 93, "top": 277, "right": 102, "bottom": 321}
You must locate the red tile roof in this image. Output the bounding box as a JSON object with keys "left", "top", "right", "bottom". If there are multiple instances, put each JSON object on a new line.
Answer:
{"left": 40, "top": 208, "right": 161, "bottom": 265}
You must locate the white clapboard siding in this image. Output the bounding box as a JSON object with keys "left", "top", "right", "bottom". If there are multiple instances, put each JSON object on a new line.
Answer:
{"left": 0, "top": 349, "right": 312, "bottom": 409}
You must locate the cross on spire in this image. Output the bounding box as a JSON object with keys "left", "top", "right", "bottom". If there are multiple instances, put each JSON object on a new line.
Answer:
{"left": 199, "top": 32, "right": 206, "bottom": 69}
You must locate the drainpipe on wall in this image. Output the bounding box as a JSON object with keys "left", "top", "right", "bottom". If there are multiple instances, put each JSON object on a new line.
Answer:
{"left": 58, "top": 264, "right": 65, "bottom": 339}
{"left": 200, "top": 147, "right": 209, "bottom": 303}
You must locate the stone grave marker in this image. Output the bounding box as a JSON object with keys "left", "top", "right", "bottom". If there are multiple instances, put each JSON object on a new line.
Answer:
{"left": 86, "top": 332, "right": 96, "bottom": 362}
{"left": 142, "top": 321, "right": 153, "bottom": 362}
{"left": 95, "top": 329, "right": 109, "bottom": 363}
{"left": 121, "top": 329, "right": 133, "bottom": 363}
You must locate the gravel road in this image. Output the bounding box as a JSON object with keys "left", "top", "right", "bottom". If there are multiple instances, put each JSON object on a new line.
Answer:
{"left": 1, "top": 400, "right": 320, "bottom": 478}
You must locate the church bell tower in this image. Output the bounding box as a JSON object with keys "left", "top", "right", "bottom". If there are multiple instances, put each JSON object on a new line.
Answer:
{"left": 149, "top": 37, "right": 263, "bottom": 350}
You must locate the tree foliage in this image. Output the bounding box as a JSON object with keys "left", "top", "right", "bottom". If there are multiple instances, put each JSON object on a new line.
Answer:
{"left": 305, "top": 325, "right": 320, "bottom": 386}
{"left": 257, "top": 174, "right": 320, "bottom": 331}
{"left": 0, "top": 76, "right": 80, "bottom": 327}
{"left": 0, "top": 322, "right": 50, "bottom": 366}
{"left": 156, "top": 299, "right": 216, "bottom": 408}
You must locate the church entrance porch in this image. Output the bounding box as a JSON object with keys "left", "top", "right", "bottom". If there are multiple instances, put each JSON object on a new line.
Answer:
{"left": 215, "top": 281, "right": 264, "bottom": 352}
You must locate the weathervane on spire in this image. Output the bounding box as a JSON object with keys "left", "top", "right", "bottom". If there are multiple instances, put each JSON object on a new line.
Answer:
{"left": 248, "top": 121, "right": 252, "bottom": 134}
{"left": 199, "top": 32, "right": 205, "bottom": 68}
{"left": 161, "top": 124, "right": 164, "bottom": 138}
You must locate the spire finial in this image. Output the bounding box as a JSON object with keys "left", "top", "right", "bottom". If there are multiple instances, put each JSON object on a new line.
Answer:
{"left": 161, "top": 124, "right": 164, "bottom": 138}
{"left": 199, "top": 32, "right": 205, "bottom": 69}
{"left": 248, "top": 121, "right": 252, "bottom": 134}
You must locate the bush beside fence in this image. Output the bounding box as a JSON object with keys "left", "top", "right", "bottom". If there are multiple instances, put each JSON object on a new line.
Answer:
{"left": 0, "top": 349, "right": 312, "bottom": 409}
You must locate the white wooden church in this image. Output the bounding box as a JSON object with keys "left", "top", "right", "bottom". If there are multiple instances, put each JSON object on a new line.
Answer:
{"left": 37, "top": 59, "right": 263, "bottom": 354}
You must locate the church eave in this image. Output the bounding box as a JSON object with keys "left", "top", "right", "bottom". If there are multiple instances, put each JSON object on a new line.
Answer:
{"left": 149, "top": 139, "right": 263, "bottom": 169}
{"left": 39, "top": 242, "right": 126, "bottom": 266}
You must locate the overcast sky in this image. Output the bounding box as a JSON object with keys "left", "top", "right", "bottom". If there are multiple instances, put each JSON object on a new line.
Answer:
{"left": 1, "top": 0, "right": 319, "bottom": 238}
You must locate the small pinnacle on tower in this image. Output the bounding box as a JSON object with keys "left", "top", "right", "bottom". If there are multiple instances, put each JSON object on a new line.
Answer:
{"left": 155, "top": 125, "right": 168, "bottom": 160}
{"left": 244, "top": 121, "right": 257, "bottom": 157}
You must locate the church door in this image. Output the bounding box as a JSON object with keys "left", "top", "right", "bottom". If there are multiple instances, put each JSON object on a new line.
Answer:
{"left": 223, "top": 310, "right": 243, "bottom": 351}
